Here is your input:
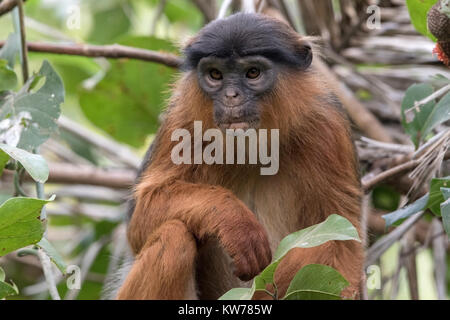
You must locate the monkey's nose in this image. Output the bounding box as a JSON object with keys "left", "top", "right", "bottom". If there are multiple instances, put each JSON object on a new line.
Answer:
{"left": 225, "top": 88, "right": 239, "bottom": 98}
{"left": 224, "top": 88, "right": 242, "bottom": 106}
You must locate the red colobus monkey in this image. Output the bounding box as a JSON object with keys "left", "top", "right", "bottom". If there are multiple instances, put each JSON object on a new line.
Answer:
{"left": 117, "top": 13, "right": 363, "bottom": 300}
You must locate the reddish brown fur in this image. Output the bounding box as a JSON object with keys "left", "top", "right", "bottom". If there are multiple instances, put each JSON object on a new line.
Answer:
{"left": 117, "top": 41, "right": 363, "bottom": 300}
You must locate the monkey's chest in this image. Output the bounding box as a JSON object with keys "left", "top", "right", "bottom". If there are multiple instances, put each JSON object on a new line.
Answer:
{"left": 232, "top": 179, "right": 302, "bottom": 253}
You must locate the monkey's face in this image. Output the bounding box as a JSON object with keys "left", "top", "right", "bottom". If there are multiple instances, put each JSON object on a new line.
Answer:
{"left": 197, "top": 56, "right": 277, "bottom": 131}
{"left": 184, "top": 13, "right": 313, "bottom": 131}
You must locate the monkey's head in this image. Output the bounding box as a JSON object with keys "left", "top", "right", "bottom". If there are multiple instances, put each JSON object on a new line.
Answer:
{"left": 183, "top": 13, "right": 313, "bottom": 131}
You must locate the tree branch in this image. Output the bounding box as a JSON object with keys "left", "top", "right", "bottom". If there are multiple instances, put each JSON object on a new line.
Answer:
{"left": 0, "top": 41, "right": 183, "bottom": 68}
{"left": 0, "top": 0, "right": 20, "bottom": 17}
{"left": 2, "top": 163, "right": 135, "bottom": 189}
{"left": 362, "top": 159, "right": 421, "bottom": 192}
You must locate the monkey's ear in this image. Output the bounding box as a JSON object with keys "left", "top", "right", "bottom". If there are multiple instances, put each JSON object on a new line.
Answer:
{"left": 296, "top": 41, "right": 313, "bottom": 69}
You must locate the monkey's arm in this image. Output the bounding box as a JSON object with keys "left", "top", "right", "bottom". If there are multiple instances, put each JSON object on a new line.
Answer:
{"left": 128, "top": 173, "right": 272, "bottom": 281}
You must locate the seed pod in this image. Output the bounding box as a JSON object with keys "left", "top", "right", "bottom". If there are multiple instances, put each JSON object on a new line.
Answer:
{"left": 428, "top": 0, "right": 450, "bottom": 66}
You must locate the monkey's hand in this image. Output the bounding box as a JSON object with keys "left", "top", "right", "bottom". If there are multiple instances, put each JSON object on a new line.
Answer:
{"left": 216, "top": 209, "right": 272, "bottom": 281}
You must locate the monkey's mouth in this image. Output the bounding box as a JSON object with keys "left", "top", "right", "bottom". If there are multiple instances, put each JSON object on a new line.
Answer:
{"left": 219, "top": 122, "right": 251, "bottom": 131}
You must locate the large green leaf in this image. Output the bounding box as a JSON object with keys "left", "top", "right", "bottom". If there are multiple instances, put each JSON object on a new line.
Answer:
{"left": 0, "top": 60, "right": 64, "bottom": 151}
{"left": 79, "top": 36, "right": 177, "bottom": 148}
{"left": 401, "top": 83, "right": 436, "bottom": 148}
{"left": 274, "top": 214, "right": 361, "bottom": 261}
{"left": 0, "top": 197, "right": 53, "bottom": 256}
{"left": 36, "top": 237, "right": 67, "bottom": 274}
{"left": 426, "top": 177, "right": 450, "bottom": 215}
{"left": 0, "top": 144, "right": 49, "bottom": 183}
{"left": 283, "top": 264, "right": 349, "bottom": 300}
{"left": 406, "top": 0, "right": 438, "bottom": 41}
{"left": 0, "top": 60, "right": 17, "bottom": 92}
{"left": 383, "top": 194, "right": 429, "bottom": 227}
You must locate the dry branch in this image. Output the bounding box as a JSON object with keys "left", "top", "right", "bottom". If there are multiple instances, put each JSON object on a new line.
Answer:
{"left": 0, "top": 41, "right": 182, "bottom": 68}
{"left": 362, "top": 159, "right": 421, "bottom": 192}
{"left": 0, "top": 0, "right": 20, "bottom": 16}
{"left": 2, "top": 163, "right": 135, "bottom": 189}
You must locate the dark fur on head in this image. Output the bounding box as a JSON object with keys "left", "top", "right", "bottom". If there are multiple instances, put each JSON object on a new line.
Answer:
{"left": 183, "top": 13, "right": 312, "bottom": 71}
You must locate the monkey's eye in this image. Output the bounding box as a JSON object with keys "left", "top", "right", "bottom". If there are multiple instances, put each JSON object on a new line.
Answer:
{"left": 209, "top": 69, "right": 223, "bottom": 81}
{"left": 246, "top": 67, "right": 261, "bottom": 79}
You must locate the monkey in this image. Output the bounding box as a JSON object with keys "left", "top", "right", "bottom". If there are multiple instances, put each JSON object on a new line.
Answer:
{"left": 116, "top": 13, "right": 364, "bottom": 300}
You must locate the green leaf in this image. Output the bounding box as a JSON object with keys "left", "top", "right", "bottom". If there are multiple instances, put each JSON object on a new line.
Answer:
{"left": 219, "top": 287, "right": 255, "bottom": 300}
{"left": 0, "top": 271, "right": 19, "bottom": 299}
{"left": 0, "top": 60, "right": 64, "bottom": 151}
{"left": 0, "top": 33, "right": 20, "bottom": 68}
{"left": 382, "top": 194, "right": 429, "bottom": 227}
{"left": 254, "top": 260, "right": 281, "bottom": 291}
{"left": 79, "top": 36, "right": 177, "bottom": 148}
{"left": 426, "top": 177, "right": 450, "bottom": 215}
{"left": 220, "top": 215, "right": 360, "bottom": 300}
{"left": 406, "top": 0, "right": 438, "bottom": 41}
{"left": 274, "top": 214, "right": 360, "bottom": 261}
{"left": 283, "top": 264, "right": 349, "bottom": 300}
{"left": 401, "top": 83, "right": 436, "bottom": 148}
{"left": 442, "top": 187, "right": 450, "bottom": 200}
{"left": 441, "top": 199, "right": 450, "bottom": 237}
{"left": 0, "top": 144, "right": 49, "bottom": 183}
{"left": 0, "top": 194, "right": 10, "bottom": 206}
{"left": 0, "top": 149, "right": 8, "bottom": 177}
{"left": 0, "top": 197, "right": 53, "bottom": 256}
{"left": 0, "top": 60, "right": 17, "bottom": 92}
{"left": 36, "top": 237, "right": 67, "bottom": 274}
{"left": 421, "top": 92, "right": 450, "bottom": 139}
{"left": 0, "top": 267, "right": 19, "bottom": 299}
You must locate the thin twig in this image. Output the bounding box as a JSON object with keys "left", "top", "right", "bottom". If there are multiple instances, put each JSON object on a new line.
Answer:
{"left": 362, "top": 159, "right": 421, "bottom": 192}
{"left": 242, "top": 0, "right": 256, "bottom": 13}
{"left": 0, "top": 41, "right": 182, "bottom": 68}
{"left": 16, "top": 0, "right": 28, "bottom": 82}
{"left": 365, "top": 211, "right": 425, "bottom": 267}
{"left": 36, "top": 248, "right": 61, "bottom": 300}
{"left": 150, "top": 0, "right": 167, "bottom": 35}
{"left": 0, "top": 0, "right": 21, "bottom": 17}
{"left": 218, "top": 0, "right": 233, "bottom": 19}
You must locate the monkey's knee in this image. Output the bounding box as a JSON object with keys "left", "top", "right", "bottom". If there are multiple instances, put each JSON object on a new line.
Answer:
{"left": 118, "top": 220, "right": 198, "bottom": 300}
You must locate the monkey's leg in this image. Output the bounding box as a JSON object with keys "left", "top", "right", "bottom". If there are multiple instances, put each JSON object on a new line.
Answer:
{"left": 116, "top": 220, "right": 198, "bottom": 300}
{"left": 262, "top": 240, "right": 363, "bottom": 300}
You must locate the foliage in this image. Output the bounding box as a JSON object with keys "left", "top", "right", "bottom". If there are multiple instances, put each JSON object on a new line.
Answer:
{"left": 0, "top": 31, "right": 65, "bottom": 299}
{"left": 79, "top": 36, "right": 177, "bottom": 148}
{"left": 220, "top": 215, "right": 360, "bottom": 300}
